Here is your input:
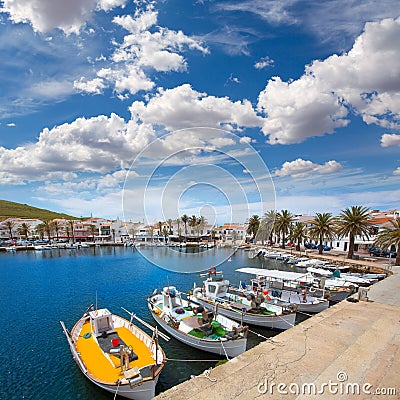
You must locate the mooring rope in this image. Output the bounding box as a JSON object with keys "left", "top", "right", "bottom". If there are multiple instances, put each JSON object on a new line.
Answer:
{"left": 218, "top": 338, "right": 230, "bottom": 361}
{"left": 167, "top": 358, "right": 222, "bottom": 362}
{"left": 113, "top": 380, "right": 121, "bottom": 400}
{"left": 190, "top": 367, "right": 217, "bottom": 382}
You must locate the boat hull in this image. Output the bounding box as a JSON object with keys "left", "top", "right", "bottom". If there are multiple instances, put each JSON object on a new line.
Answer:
{"left": 84, "top": 373, "right": 158, "bottom": 400}
{"left": 193, "top": 298, "right": 295, "bottom": 330}
{"left": 296, "top": 300, "right": 329, "bottom": 313}
{"left": 149, "top": 306, "right": 246, "bottom": 358}
{"left": 62, "top": 315, "right": 163, "bottom": 400}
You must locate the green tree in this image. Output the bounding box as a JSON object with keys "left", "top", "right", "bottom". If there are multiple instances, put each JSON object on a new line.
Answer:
{"left": 162, "top": 226, "right": 169, "bottom": 244}
{"left": 374, "top": 217, "right": 400, "bottom": 266}
{"left": 89, "top": 224, "right": 98, "bottom": 242}
{"left": 264, "top": 210, "right": 277, "bottom": 243}
{"left": 36, "top": 223, "right": 45, "bottom": 240}
{"left": 275, "top": 210, "right": 294, "bottom": 249}
{"left": 5, "top": 220, "right": 15, "bottom": 239}
{"left": 68, "top": 220, "right": 75, "bottom": 243}
{"left": 181, "top": 214, "right": 189, "bottom": 239}
{"left": 336, "top": 206, "right": 371, "bottom": 259}
{"left": 290, "top": 222, "right": 307, "bottom": 251}
{"left": 43, "top": 220, "right": 52, "bottom": 240}
{"left": 246, "top": 215, "right": 260, "bottom": 241}
{"left": 309, "top": 213, "right": 336, "bottom": 254}
{"left": 175, "top": 218, "right": 182, "bottom": 239}
{"left": 189, "top": 215, "right": 198, "bottom": 236}
{"left": 147, "top": 227, "right": 154, "bottom": 243}
{"left": 166, "top": 219, "right": 173, "bottom": 235}
{"left": 17, "top": 222, "right": 30, "bottom": 239}
{"left": 51, "top": 220, "right": 60, "bottom": 241}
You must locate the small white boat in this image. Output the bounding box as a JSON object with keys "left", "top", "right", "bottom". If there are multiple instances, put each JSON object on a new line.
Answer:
{"left": 148, "top": 286, "right": 248, "bottom": 358}
{"left": 236, "top": 268, "right": 329, "bottom": 314}
{"left": 189, "top": 269, "right": 296, "bottom": 330}
{"left": 60, "top": 305, "right": 166, "bottom": 400}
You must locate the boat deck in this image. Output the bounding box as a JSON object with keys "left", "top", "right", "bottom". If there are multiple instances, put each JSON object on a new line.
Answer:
{"left": 75, "top": 321, "right": 155, "bottom": 383}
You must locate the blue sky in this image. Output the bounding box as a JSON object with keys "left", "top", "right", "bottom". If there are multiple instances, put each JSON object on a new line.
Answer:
{"left": 0, "top": 0, "right": 399, "bottom": 223}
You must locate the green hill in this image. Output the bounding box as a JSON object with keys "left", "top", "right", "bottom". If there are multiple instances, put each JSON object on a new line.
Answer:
{"left": 0, "top": 200, "right": 77, "bottom": 221}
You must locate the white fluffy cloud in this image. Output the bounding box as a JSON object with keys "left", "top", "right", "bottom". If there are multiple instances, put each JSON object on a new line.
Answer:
{"left": 0, "top": 84, "right": 264, "bottom": 184}
{"left": 254, "top": 56, "right": 274, "bottom": 70}
{"left": 74, "top": 6, "right": 208, "bottom": 96}
{"left": 258, "top": 17, "right": 400, "bottom": 144}
{"left": 0, "top": 113, "right": 156, "bottom": 184}
{"left": 381, "top": 133, "right": 400, "bottom": 147}
{"left": 274, "top": 158, "right": 342, "bottom": 178}
{"left": 0, "top": 0, "right": 128, "bottom": 34}
{"left": 130, "top": 84, "right": 263, "bottom": 131}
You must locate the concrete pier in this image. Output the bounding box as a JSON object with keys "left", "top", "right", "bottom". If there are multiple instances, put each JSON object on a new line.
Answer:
{"left": 154, "top": 266, "right": 400, "bottom": 399}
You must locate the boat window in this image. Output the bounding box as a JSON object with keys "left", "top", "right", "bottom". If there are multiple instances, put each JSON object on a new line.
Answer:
{"left": 208, "top": 285, "right": 216, "bottom": 294}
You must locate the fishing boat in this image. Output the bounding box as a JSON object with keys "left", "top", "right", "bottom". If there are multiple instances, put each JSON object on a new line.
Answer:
{"left": 148, "top": 286, "right": 248, "bottom": 358}
{"left": 236, "top": 267, "right": 329, "bottom": 313}
{"left": 189, "top": 268, "right": 296, "bottom": 330}
{"left": 60, "top": 305, "right": 166, "bottom": 400}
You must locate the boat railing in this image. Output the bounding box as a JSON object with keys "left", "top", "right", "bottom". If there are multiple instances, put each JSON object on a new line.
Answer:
{"left": 71, "top": 318, "right": 87, "bottom": 343}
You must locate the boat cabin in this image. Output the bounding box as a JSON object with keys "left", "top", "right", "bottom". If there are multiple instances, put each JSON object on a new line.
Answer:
{"left": 162, "top": 286, "right": 184, "bottom": 311}
{"left": 89, "top": 308, "right": 115, "bottom": 337}
{"left": 204, "top": 279, "right": 229, "bottom": 298}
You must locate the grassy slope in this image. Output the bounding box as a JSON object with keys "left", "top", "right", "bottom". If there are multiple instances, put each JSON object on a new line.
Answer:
{"left": 0, "top": 200, "right": 76, "bottom": 221}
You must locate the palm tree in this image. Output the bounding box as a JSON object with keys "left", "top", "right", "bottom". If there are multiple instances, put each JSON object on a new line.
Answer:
{"left": 290, "top": 222, "right": 307, "bottom": 251}
{"left": 275, "top": 210, "right": 294, "bottom": 249}
{"left": 181, "top": 214, "right": 189, "bottom": 239}
{"left": 374, "top": 217, "right": 400, "bottom": 266}
{"left": 246, "top": 215, "right": 260, "bottom": 241}
{"left": 175, "top": 218, "right": 182, "bottom": 239}
{"left": 157, "top": 221, "right": 163, "bottom": 240}
{"left": 147, "top": 227, "right": 154, "bottom": 243}
{"left": 197, "top": 216, "right": 206, "bottom": 239}
{"left": 189, "top": 215, "right": 198, "bottom": 236}
{"left": 5, "top": 220, "right": 14, "bottom": 239}
{"left": 309, "top": 213, "right": 336, "bottom": 254}
{"left": 67, "top": 220, "right": 75, "bottom": 243}
{"left": 36, "top": 223, "right": 45, "bottom": 240}
{"left": 89, "top": 224, "right": 97, "bottom": 242}
{"left": 336, "top": 206, "right": 371, "bottom": 259}
{"left": 255, "top": 219, "right": 269, "bottom": 245}
{"left": 264, "top": 210, "right": 277, "bottom": 243}
{"left": 43, "top": 220, "right": 52, "bottom": 241}
{"left": 51, "top": 220, "right": 60, "bottom": 241}
{"left": 162, "top": 226, "right": 169, "bottom": 244}
{"left": 166, "top": 219, "right": 173, "bottom": 235}
{"left": 17, "top": 222, "right": 30, "bottom": 239}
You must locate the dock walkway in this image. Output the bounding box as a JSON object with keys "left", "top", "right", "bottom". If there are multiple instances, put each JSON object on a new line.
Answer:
{"left": 154, "top": 265, "right": 400, "bottom": 399}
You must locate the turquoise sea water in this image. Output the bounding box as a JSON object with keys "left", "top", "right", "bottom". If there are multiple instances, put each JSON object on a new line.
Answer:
{"left": 0, "top": 247, "right": 299, "bottom": 399}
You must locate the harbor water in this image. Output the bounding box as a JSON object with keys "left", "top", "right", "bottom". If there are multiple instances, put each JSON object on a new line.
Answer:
{"left": 0, "top": 246, "right": 305, "bottom": 399}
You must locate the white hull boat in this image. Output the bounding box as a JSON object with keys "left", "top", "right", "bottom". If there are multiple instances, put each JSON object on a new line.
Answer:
{"left": 236, "top": 267, "right": 329, "bottom": 314}
{"left": 61, "top": 305, "right": 165, "bottom": 400}
{"left": 190, "top": 269, "right": 296, "bottom": 330}
{"left": 148, "top": 287, "right": 248, "bottom": 358}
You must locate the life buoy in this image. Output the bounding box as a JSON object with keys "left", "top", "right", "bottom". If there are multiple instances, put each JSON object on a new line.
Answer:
{"left": 209, "top": 266, "right": 217, "bottom": 275}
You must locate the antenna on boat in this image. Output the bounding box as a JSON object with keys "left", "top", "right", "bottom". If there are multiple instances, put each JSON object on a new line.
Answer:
{"left": 95, "top": 290, "right": 98, "bottom": 313}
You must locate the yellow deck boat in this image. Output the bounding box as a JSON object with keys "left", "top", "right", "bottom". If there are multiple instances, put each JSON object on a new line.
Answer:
{"left": 61, "top": 305, "right": 165, "bottom": 399}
